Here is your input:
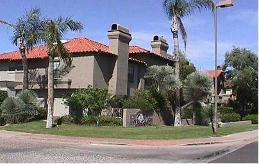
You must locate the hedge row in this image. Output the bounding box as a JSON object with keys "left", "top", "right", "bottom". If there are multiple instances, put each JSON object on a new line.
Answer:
{"left": 243, "top": 114, "right": 258, "bottom": 124}
{"left": 60, "top": 115, "right": 122, "bottom": 126}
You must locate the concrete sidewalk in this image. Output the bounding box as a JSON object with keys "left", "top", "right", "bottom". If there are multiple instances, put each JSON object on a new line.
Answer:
{"left": 0, "top": 129, "right": 258, "bottom": 147}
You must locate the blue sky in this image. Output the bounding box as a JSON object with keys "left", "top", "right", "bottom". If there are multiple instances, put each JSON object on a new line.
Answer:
{"left": 0, "top": 0, "right": 257, "bottom": 70}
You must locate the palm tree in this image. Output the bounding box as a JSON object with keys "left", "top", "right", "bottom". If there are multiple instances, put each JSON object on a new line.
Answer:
{"left": 183, "top": 72, "right": 212, "bottom": 124}
{"left": 13, "top": 9, "right": 43, "bottom": 90}
{"left": 163, "top": 0, "right": 214, "bottom": 126}
{"left": 1, "top": 9, "right": 43, "bottom": 90}
{"left": 42, "top": 18, "right": 83, "bottom": 128}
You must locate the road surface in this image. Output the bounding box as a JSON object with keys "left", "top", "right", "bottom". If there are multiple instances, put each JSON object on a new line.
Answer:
{"left": 0, "top": 130, "right": 257, "bottom": 163}
{"left": 211, "top": 141, "right": 258, "bottom": 163}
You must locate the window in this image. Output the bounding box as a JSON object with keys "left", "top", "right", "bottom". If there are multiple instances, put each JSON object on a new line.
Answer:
{"left": 9, "top": 64, "right": 23, "bottom": 71}
{"left": 128, "top": 65, "right": 134, "bottom": 83}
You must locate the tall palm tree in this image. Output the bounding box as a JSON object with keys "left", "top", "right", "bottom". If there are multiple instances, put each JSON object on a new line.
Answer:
{"left": 12, "top": 9, "right": 44, "bottom": 90}
{"left": 42, "top": 18, "right": 83, "bottom": 128}
{"left": 0, "top": 9, "right": 43, "bottom": 90}
{"left": 163, "top": 0, "right": 214, "bottom": 126}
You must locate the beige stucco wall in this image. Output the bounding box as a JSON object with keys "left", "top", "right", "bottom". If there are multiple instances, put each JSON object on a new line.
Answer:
{"left": 93, "top": 55, "right": 115, "bottom": 89}
{"left": 0, "top": 61, "right": 18, "bottom": 81}
{"left": 132, "top": 54, "right": 173, "bottom": 67}
{"left": 62, "top": 55, "right": 94, "bottom": 88}
{"left": 53, "top": 98, "right": 69, "bottom": 117}
{"left": 127, "top": 62, "right": 146, "bottom": 96}
{"left": 34, "top": 89, "right": 74, "bottom": 117}
{"left": 0, "top": 55, "right": 95, "bottom": 89}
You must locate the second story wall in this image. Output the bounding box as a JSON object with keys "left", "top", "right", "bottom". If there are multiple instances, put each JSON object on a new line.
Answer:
{"left": 127, "top": 62, "right": 146, "bottom": 96}
{"left": 93, "top": 55, "right": 115, "bottom": 89}
{"left": 62, "top": 55, "right": 94, "bottom": 88}
{"left": 0, "top": 54, "right": 95, "bottom": 89}
{"left": 0, "top": 61, "right": 15, "bottom": 81}
{"left": 132, "top": 54, "right": 173, "bottom": 67}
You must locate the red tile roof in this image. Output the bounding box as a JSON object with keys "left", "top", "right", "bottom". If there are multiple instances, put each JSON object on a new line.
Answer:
{"left": 207, "top": 70, "right": 224, "bottom": 78}
{"left": 129, "top": 57, "right": 147, "bottom": 66}
{"left": 129, "top": 46, "right": 149, "bottom": 54}
{"left": 129, "top": 45, "right": 174, "bottom": 62}
{"left": 0, "top": 46, "right": 48, "bottom": 61}
{"left": 0, "top": 37, "right": 112, "bottom": 61}
{"left": 65, "top": 37, "right": 110, "bottom": 53}
{"left": 0, "top": 37, "right": 173, "bottom": 62}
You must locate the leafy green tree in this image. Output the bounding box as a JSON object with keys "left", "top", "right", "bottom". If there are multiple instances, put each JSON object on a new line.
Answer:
{"left": 145, "top": 65, "right": 181, "bottom": 125}
{"left": 163, "top": 0, "right": 214, "bottom": 126}
{"left": 179, "top": 52, "right": 196, "bottom": 81}
{"left": 223, "top": 47, "right": 258, "bottom": 116}
{"left": 123, "top": 90, "right": 157, "bottom": 114}
{"left": 65, "top": 86, "right": 110, "bottom": 116}
{"left": 145, "top": 65, "right": 181, "bottom": 92}
{"left": 183, "top": 72, "right": 212, "bottom": 124}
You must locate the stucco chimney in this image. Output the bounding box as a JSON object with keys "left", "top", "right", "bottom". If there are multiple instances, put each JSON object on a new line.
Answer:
{"left": 107, "top": 24, "right": 132, "bottom": 96}
{"left": 151, "top": 36, "right": 169, "bottom": 56}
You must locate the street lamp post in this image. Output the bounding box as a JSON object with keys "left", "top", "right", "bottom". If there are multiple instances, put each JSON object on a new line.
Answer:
{"left": 213, "top": 0, "right": 234, "bottom": 134}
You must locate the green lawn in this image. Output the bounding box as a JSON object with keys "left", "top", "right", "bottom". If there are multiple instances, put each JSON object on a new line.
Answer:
{"left": 0, "top": 121, "right": 257, "bottom": 140}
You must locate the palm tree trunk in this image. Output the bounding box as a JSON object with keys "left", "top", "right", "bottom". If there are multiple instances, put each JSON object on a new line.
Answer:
{"left": 172, "top": 16, "right": 181, "bottom": 126}
{"left": 20, "top": 46, "right": 29, "bottom": 90}
{"left": 21, "top": 53, "right": 29, "bottom": 90}
{"left": 46, "top": 56, "right": 54, "bottom": 128}
{"left": 192, "top": 103, "right": 196, "bottom": 125}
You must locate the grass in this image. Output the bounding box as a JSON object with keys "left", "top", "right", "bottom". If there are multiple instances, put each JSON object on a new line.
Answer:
{"left": 0, "top": 121, "right": 257, "bottom": 140}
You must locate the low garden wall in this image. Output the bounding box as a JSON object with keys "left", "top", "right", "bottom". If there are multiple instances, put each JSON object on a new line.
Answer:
{"left": 123, "top": 109, "right": 164, "bottom": 127}
{"left": 219, "top": 120, "right": 252, "bottom": 128}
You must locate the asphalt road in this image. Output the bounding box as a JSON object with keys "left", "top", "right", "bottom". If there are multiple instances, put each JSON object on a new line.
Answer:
{"left": 0, "top": 130, "right": 257, "bottom": 163}
{"left": 211, "top": 141, "right": 258, "bottom": 163}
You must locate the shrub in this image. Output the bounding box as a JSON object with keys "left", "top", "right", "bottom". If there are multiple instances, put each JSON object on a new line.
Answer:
{"left": 195, "top": 107, "right": 208, "bottom": 125}
{"left": 0, "top": 90, "right": 8, "bottom": 105}
{"left": 149, "top": 89, "right": 168, "bottom": 113}
{"left": 219, "top": 107, "right": 234, "bottom": 114}
{"left": 81, "top": 115, "right": 97, "bottom": 125}
{"left": 243, "top": 114, "right": 258, "bottom": 124}
{"left": 16, "top": 90, "right": 39, "bottom": 116}
{"left": 196, "top": 104, "right": 214, "bottom": 126}
{"left": 221, "top": 113, "right": 241, "bottom": 123}
{"left": 82, "top": 116, "right": 122, "bottom": 126}
{"left": 60, "top": 115, "right": 85, "bottom": 125}
{"left": 123, "top": 90, "right": 157, "bottom": 114}
{"left": 0, "top": 117, "right": 5, "bottom": 126}
{"left": 98, "top": 116, "right": 122, "bottom": 126}
{"left": 60, "top": 115, "right": 122, "bottom": 126}
{"left": 0, "top": 97, "right": 28, "bottom": 124}
{"left": 0, "top": 91, "right": 8, "bottom": 126}
{"left": 60, "top": 115, "right": 74, "bottom": 124}
{"left": 109, "top": 96, "right": 127, "bottom": 108}
{"left": 182, "top": 107, "right": 193, "bottom": 119}
{"left": 35, "top": 107, "right": 47, "bottom": 120}
{"left": 65, "top": 86, "right": 110, "bottom": 116}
